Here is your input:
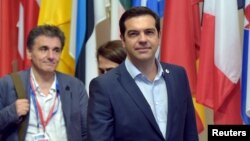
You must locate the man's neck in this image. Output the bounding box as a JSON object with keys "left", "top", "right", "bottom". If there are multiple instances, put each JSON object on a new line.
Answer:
{"left": 31, "top": 68, "right": 55, "bottom": 95}
{"left": 132, "top": 59, "right": 158, "bottom": 81}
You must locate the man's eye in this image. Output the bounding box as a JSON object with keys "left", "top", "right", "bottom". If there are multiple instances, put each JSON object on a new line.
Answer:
{"left": 40, "top": 47, "right": 48, "bottom": 52}
{"left": 128, "top": 32, "right": 138, "bottom": 37}
{"left": 54, "top": 48, "right": 62, "bottom": 53}
{"left": 145, "top": 30, "right": 155, "bottom": 35}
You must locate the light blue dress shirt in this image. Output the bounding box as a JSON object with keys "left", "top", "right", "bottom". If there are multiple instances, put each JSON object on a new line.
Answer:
{"left": 125, "top": 58, "right": 168, "bottom": 138}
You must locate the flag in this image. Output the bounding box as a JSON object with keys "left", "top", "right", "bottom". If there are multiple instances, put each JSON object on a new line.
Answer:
{"left": 0, "top": 0, "right": 39, "bottom": 77}
{"left": 69, "top": 0, "right": 77, "bottom": 65}
{"left": 238, "top": 0, "right": 245, "bottom": 9}
{"left": 197, "top": 0, "right": 242, "bottom": 124}
{"left": 17, "top": 2, "right": 25, "bottom": 70}
{"left": 110, "top": 0, "right": 132, "bottom": 40}
{"left": 120, "top": 0, "right": 132, "bottom": 10}
{"left": 132, "top": 0, "right": 164, "bottom": 17}
{"left": 85, "top": 0, "right": 107, "bottom": 91}
{"left": 75, "top": 0, "right": 86, "bottom": 64}
{"left": 38, "top": 0, "right": 74, "bottom": 76}
{"left": 75, "top": 0, "right": 107, "bottom": 91}
{"left": 241, "top": 0, "right": 250, "bottom": 124}
{"left": 160, "top": 0, "right": 205, "bottom": 133}
{"left": 75, "top": 0, "right": 94, "bottom": 85}
{"left": 0, "top": 0, "right": 20, "bottom": 77}
{"left": 19, "top": 0, "right": 39, "bottom": 69}
{"left": 110, "top": 0, "right": 133, "bottom": 40}
{"left": 110, "top": 0, "right": 126, "bottom": 40}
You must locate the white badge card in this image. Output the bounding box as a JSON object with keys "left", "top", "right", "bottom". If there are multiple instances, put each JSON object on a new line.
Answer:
{"left": 32, "top": 132, "right": 49, "bottom": 141}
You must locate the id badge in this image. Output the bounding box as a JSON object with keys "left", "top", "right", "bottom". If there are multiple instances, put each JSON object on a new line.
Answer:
{"left": 32, "top": 132, "right": 49, "bottom": 141}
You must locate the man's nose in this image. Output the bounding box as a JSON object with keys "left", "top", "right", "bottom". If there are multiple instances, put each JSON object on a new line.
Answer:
{"left": 138, "top": 33, "right": 147, "bottom": 41}
{"left": 47, "top": 50, "right": 55, "bottom": 59}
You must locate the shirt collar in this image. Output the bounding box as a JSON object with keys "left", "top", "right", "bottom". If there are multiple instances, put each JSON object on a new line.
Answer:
{"left": 30, "top": 69, "right": 57, "bottom": 93}
{"left": 125, "top": 58, "right": 164, "bottom": 80}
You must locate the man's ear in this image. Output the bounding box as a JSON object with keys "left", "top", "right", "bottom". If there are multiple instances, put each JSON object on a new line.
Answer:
{"left": 120, "top": 35, "right": 125, "bottom": 48}
{"left": 26, "top": 48, "right": 32, "bottom": 60}
{"left": 158, "top": 30, "right": 161, "bottom": 42}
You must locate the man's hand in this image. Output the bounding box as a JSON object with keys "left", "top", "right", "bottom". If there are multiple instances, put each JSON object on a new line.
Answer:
{"left": 15, "top": 99, "right": 29, "bottom": 117}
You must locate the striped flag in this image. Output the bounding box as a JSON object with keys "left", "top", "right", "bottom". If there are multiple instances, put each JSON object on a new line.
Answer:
{"left": 241, "top": 0, "right": 250, "bottom": 124}
{"left": 75, "top": 0, "right": 94, "bottom": 84}
{"left": 84, "top": 0, "right": 107, "bottom": 91}
{"left": 75, "top": 0, "right": 106, "bottom": 89}
{"left": 197, "top": 0, "right": 242, "bottom": 124}
{"left": 75, "top": 0, "right": 86, "bottom": 64}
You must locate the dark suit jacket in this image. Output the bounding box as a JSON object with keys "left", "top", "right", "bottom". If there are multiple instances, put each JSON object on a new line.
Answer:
{"left": 87, "top": 62, "right": 199, "bottom": 141}
{"left": 0, "top": 69, "right": 88, "bottom": 141}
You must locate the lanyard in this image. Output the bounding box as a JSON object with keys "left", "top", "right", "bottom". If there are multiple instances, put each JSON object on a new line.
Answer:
{"left": 30, "top": 76, "right": 60, "bottom": 132}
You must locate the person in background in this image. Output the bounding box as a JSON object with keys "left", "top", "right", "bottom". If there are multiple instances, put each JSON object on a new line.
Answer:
{"left": 0, "top": 25, "right": 88, "bottom": 141}
{"left": 87, "top": 6, "right": 199, "bottom": 141}
{"left": 96, "top": 40, "right": 126, "bottom": 75}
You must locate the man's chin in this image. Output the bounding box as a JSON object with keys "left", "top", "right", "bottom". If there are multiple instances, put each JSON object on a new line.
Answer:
{"left": 43, "top": 68, "right": 56, "bottom": 73}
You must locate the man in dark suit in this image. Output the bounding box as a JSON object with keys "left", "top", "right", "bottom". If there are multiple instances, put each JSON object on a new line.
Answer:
{"left": 87, "top": 7, "right": 199, "bottom": 141}
{"left": 0, "top": 25, "right": 88, "bottom": 141}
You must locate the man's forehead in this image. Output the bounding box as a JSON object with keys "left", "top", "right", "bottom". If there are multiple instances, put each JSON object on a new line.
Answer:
{"left": 124, "top": 16, "right": 156, "bottom": 29}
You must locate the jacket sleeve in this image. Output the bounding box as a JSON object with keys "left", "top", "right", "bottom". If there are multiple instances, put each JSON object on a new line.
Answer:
{"left": 79, "top": 81, "right": 88, "bottom": 141}
{"left": 87, "top": 78, "right": 115, "bottom": 141}
{"left": 0, "top": 76, "right": 20, "bottom": 133}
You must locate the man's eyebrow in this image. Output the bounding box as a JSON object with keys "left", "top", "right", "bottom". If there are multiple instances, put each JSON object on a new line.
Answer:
{"left": 127, "top": 30, "right": 138, "bottom": 33}
{"left": 39, "top": 45, "right": 49, "bottom": 48}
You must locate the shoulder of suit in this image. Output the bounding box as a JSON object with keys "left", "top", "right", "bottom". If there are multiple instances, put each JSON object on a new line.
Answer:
{"left": 56, "top": 71, "right": 83, "bottom": 84}
{"left": 56, "top": 71, "right": 75, "bottom": 80}
{"left": 160, "top": 62, "right": 184, "bottom": 70}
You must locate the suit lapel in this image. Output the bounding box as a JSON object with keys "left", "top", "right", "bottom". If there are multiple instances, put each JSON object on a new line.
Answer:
{"left": 118, "top": 63, "right": 164, "bottom": 139}
{"left": 162, "top": 65, "right": 175, "bottom": 141}
{"left": 56, "top": 73, "right": 71, "bottom": 138}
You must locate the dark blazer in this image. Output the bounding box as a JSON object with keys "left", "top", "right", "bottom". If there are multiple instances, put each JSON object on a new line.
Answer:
{"left": 87, "top": 62, "right": 198, "bottom": 141}
{"left": 0, "top": 69, "right": 88, "bottom": 141}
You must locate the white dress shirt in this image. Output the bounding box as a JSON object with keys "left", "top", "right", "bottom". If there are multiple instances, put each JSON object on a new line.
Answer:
{"left": 25, "top": 69, "right": 68, "bottom": 141}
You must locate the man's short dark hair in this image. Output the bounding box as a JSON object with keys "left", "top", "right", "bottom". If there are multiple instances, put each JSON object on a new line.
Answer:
{"left": 27, "top": 24, "right": 65, "bottom": 50}
{"left": 119, "top": 6, "right": 160, "bottom": 38}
